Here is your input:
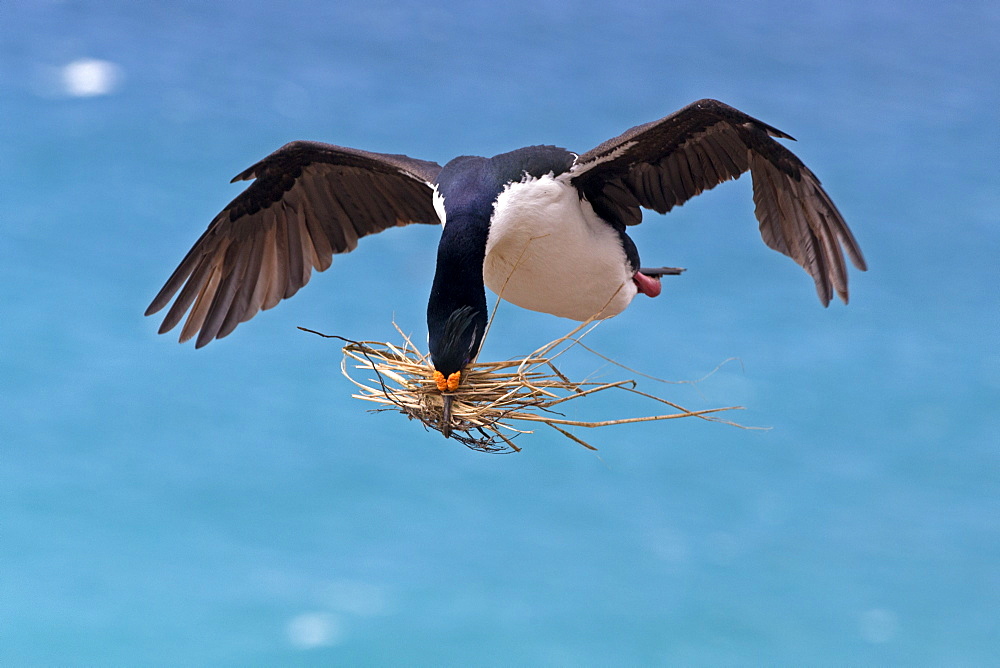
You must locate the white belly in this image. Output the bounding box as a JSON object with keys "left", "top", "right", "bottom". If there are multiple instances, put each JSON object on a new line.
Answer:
{"left": 483, "top": 174, "right": 637, "bottom": 320}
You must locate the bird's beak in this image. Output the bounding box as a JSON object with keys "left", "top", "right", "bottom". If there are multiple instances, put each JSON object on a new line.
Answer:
{"left": 441, "top": 394, "right": 454, "bottom": 438}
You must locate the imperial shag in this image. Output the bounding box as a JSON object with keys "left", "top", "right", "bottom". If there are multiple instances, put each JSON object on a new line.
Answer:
{"left": 145, "top": 99, "right": 867, "bottom": 392}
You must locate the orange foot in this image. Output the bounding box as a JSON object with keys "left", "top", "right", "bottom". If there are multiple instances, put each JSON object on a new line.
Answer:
{"left": 433, "top": 370, "right": 461, "bottom": 392}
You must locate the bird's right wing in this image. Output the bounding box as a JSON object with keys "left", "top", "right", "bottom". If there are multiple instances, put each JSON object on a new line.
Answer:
{"left": 145, "top": 141, "right": 443, "bottom": 347}
{"left": 571, "top": 99, "right": 866, "bottom": 305}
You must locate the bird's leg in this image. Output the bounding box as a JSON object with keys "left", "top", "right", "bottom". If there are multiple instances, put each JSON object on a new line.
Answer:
{"left": 633, "top": 266, "right": 685, "bottom": 298}
{"left": 638, "top": 266, "right": 686, "bottom": 278}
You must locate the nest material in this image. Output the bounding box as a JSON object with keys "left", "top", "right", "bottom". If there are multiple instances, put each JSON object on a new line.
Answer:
{"left": 306, "top": 321, "right": 744, "bottom": 453}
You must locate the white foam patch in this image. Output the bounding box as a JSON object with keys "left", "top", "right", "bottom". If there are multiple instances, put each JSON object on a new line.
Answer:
{"left": 61, "top": 58, "right": 122, "bottom": 97}
{"left": 286, "top": 612, "right": 343, "bottom": 650}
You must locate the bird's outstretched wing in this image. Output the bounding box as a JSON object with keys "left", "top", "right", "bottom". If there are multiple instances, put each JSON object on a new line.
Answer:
{"left": 570, "top": 99, "right": 867, "bottom": 305}
{"left": 145, "top": 141, "right": 443, "bottom": 347}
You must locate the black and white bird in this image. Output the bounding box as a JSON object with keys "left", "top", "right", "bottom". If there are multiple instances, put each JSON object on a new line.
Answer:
{"left": 146, "top": 99, "right": 866, "bottom": 392}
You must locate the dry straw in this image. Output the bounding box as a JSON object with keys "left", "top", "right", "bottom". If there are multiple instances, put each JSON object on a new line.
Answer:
{"left": 302, "top": 318, "right": 746, "bottom": 454}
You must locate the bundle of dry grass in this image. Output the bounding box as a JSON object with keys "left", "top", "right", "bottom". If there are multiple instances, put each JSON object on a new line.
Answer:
{"left": 302, "top": 320, "right": 744, "bottom": 453}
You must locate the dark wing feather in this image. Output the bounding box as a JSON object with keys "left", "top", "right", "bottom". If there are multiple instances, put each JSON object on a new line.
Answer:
{"left": 571, "top": 99, "right": 867, "bottom": 305}
{"left": 146, "top": 141, "right": 443, "bottom": 346}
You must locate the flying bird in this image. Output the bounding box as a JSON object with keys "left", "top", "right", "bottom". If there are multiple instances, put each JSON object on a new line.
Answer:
{"left": 146, "top": 99, "right": 866, "bottom": 392}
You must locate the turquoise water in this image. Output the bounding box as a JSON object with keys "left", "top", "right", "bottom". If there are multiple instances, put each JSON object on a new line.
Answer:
{"left": 3, "top": 1, "right": 998, "bottom": 664}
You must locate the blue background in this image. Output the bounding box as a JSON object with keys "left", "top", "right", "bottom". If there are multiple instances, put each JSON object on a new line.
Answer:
{"left": 2, "top": 1, "right": 998, "bottom": 664}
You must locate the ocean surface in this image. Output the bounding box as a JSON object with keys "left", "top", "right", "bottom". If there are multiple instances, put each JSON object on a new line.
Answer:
{"left": 2, "top": 1, "right": 998, "bottom": 665}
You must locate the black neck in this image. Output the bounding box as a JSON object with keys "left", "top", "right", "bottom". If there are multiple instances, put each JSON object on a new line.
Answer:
{"left": 426, "top": 212, "right": 490, "bottom": 375}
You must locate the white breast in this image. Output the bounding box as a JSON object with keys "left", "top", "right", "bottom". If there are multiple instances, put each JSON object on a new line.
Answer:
{"left": 483, "top": 174, "right": 637, "bottom": 320}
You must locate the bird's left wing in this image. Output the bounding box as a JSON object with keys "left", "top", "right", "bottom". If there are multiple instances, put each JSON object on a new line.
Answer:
{"left": 145, "top": 141, "right": 442, "bottom": 347}
{"left": 570, "top": 99, "right": 866, "bottom": 305}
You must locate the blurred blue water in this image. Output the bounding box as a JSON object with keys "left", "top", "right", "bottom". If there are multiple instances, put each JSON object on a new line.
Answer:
{"left": 2, "top": 1, "right": 998, "bottom": 665}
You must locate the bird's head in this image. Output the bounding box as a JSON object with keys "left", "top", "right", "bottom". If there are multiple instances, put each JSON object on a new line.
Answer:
{"left": 427, "top": 305, "right": 486, "bottom": 438}
{"left": 428, "top": 305, "right": 485, "bottom": 389}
